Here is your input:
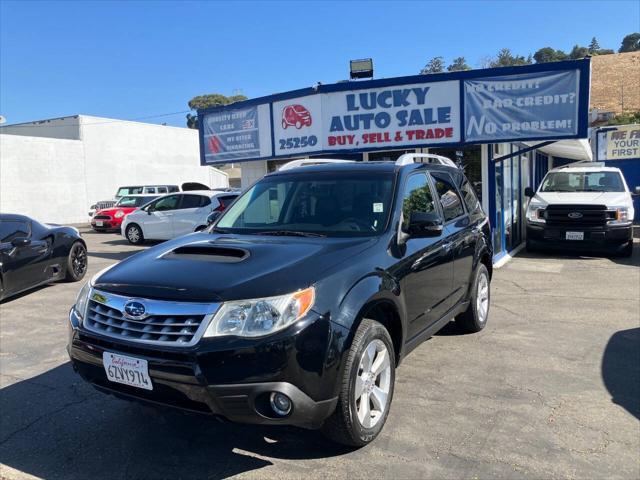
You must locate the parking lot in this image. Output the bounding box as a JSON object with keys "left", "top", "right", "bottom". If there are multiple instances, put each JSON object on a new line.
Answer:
{"left": 0, "top": 228, "right": 638, "bottom": 480}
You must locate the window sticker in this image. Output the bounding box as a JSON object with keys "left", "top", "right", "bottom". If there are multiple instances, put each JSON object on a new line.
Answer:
{"left": 373, "top": 203, "right": 383, "bottom": 213}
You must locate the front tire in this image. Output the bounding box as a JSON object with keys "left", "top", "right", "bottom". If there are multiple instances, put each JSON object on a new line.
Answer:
{"left": 456, "top": 263, "right": 490, "bottom": 333}
{"left": 321, "top": 318, "right": 395, "bottom": 447}
{"left": 65, "top": 242, "right": 87, "bottom": 282}
{"left": 125, "top": 224, "right": 144, "bottom": 245}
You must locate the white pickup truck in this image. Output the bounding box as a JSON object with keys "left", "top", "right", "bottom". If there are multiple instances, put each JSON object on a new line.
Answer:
{"left": 525, "top": 163, "right": 637, "bottom": 257}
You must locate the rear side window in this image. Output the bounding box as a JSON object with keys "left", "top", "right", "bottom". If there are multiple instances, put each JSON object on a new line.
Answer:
{"left": 401, "top": 173, "right": 437, "bottom": 232}
{"left": 219, "top": 195, "right": 239, "bottom": 208}
{"left": 459, "top": 180, "right": 482, "bottom": 214}
{"left": 431, "top": 173, "right": 464, "bottom": 222}
{"left": 0, "top": 221, "right": 30, "bottom": 243}
{"left": 168, "top": 186, "right": 179, "bottom": 193}
{"left": 180, "top": 195, "right": 209, "bottom": 209}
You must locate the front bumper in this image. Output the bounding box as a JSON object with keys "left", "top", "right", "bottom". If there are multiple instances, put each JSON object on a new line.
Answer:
{"left": 91, "top": 219, "right": 121, "bottom": 231}
{"left": 526, "top": 222, "right": 633, "bottom": 252}
{"left": 67, "top": 309, "right": 344, "bottom": 428}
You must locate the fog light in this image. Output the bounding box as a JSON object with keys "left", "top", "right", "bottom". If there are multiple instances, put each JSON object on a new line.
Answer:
{"left": 269, "top": 392, "right": 292, "bottom": 416}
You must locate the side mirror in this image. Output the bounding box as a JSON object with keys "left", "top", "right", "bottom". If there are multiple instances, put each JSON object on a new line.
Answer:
{"left": 207, "top": 211, "right": 221, "bottom": 225}
{"left": 634, "top": 186, "right": 640, "bottom": 196}
{"left": 524, "top": 187, "right": 535, "bottom": 198}
{"left": 11, "top": 237, "right": 31, "bottom": 248}
{"left": 407, "top": 212, "right": 443, "bottom": 238}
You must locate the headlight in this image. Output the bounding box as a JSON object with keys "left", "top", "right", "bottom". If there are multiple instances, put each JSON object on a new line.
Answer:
{"left": 73, "top": 282, "right": 92, "bottom": 322}
{"left": 609, "top": 206, "right": 632, "bottom": 224}
{"left": 204, "top": 287, "right": 315, "bottom": 338}
{"left": 526, "top": 203, "right": 546, "bottom": 223}
{"left": 114, "top": 210, "right": 125, "bottom": 219}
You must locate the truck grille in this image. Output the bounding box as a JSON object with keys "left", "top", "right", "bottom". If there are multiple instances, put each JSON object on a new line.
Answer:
{"left": 83, "top": 290, "right": 218, "bottom": 346}
{"left": 543, "top": 204, "right": 614, "bottom": 227}
{"left": 96, "top": 201, "right": 116, "bottom": 210}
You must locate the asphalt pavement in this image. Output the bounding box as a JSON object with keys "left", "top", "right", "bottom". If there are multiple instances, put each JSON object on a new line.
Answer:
{"left": 1, "top": 228, "right": 638, "bottom": 479}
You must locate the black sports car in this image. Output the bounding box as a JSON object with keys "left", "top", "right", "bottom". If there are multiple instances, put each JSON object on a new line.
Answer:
{"left": 0, "top": 214, "right": 88, "bottom": 301}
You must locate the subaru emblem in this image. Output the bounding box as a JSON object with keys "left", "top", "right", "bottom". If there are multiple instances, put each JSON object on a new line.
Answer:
{"left": 123, "top": 300, "right": 146, "bottom": 319}
{"left": 568, "top": 212, "right": 583, "bottom": 219}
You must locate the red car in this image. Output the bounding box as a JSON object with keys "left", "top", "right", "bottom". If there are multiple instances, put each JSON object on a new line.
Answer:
{"left": 282, "top": 104, "right": 312, "bottom": 129}
{"left": 91, "top": 194, "right": 158, "bottom": 232}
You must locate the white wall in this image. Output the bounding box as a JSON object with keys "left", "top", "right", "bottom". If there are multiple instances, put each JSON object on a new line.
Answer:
{"left": 241, "top": 160, "right": 268, "bottom": 189}
{"left": 0, "top": 115, "right": 228, "bottom": 224}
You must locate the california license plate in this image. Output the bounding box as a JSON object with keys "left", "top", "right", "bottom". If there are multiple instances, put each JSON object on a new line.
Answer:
{"left": 96, "top": 221, "right": 104, "bottom": 227}
{"left": 103, "top": 352, "right": 152, "bottom": 390}
{"left": 566, "top": 231, "right": 584, "bottom": 241}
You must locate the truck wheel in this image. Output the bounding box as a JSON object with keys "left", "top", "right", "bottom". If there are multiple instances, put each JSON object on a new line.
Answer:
{"left": 125, "top": 224, "right": 144, "bottom": 245}
{"left": 456, "top": 263, "right": 490, "bottom": 333}
{"left": 321, "top": 318, "right": 395, "bottom": 447}
{"left": 620, "top": 240, "right": 634, "bottom": 258}
{"left": 65, "top": 242, "right": 88, "bottom": 282}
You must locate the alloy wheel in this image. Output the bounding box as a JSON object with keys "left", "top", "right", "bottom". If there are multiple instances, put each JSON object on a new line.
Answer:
{"left": 476, "top": 271, "right": 489, "bottom": 323}
{"left": 71, "top": 244, "right": 87, "bottom": 277}
{"left": 355, "top": 339, "right": 391, "bottom": 429}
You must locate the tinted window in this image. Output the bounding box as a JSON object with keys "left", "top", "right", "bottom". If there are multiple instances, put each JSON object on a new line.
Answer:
{"left": 432, "top": 173, "right": 464, "bottom": 222}
{"left": 157, "top": 187, "right": 168, "bottom": 194}
{"left": 459, "top": 180, "right": 482, "bottom": 214}
{"left": 219, "top": 195, "right": 239, "bottom": 208}
{"left": 217, "top": 172, "right": 394, "bottom": 236}
{"left": 401, "top": 174, "right": 437, "bottom": 232}
{"left": 168, "top": 186, "right": 179, "bottom": 193}
{"left": 152, "top": 195, "right": 180, "bottom": 211}
{"left": 181, "top": 195, "right": 210, "bottom": 209}
{"left": 0, "top": 221, "right": 30, "bottom": 243}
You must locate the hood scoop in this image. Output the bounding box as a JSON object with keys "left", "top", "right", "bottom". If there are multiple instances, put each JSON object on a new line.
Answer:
{"left": 161, "top": 244, "right": 249, "bottom": 263}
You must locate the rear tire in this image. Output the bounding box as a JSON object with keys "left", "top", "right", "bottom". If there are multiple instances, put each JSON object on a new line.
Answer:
{"left": 125, "top": 224, "right": 144, "bottom": 245}
{"left": 321, "top": 318, "right": 395, "bottom": 447}
{"left": 65, "top": 242, "right": 87, "bottom": 282}
{"left": 456, "top": 263, "right": 490, "bottom": 333}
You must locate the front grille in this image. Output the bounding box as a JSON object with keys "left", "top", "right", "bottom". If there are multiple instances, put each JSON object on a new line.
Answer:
{"left": 93, "top": 215, "right": 112, "bottom": 220}
{"left": 83, "top": 290, "right": 219, "bottom": 347}
{"left": 96, "top": 201, "right": 116, "bottom": 210}
{"left": 543, "top": 204, "right": 614, "bottom": 227}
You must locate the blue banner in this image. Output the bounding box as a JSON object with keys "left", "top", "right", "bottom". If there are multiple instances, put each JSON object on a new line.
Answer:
{"left": 464, "top": 70, "right": 580, "bottom": 142}
{"left": 202, "top": 106, "right": 260, "bottom": 161}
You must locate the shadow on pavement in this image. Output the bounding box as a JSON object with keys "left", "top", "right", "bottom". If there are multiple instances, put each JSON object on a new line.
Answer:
{"left": 87, "top": 250, "right": 140, "bottom": 262}
{"left": 0, "top": 363, "right": 352, "bottom": 480}
{"left": 601, "top": 327, "right": 640, "bottom": 420}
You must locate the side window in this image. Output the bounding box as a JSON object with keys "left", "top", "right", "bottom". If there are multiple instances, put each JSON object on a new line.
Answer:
{"left": 401, "top": 173, "right": 437, "bottom": 232}
{"left": 432, "top": 173, "right": 465, "bottom": 222}
{"left": 179, "top": 195, "right": 207, "bottom": 209}
{"left": 0, "top": 221, "right": 30, "bottom": 243}
{"left": 146, "top": 187, "right": 156, "bottom": 194}
{"left": 152, "top": 195, "right": 180, "bottom": 211}
{"left": 157, "top": 187, "right": 168, "bottom": 194}
{"left": 200, "top": 196, "right": 212, "bottom": 207}
{"left": 459, "top": 179, "right": 482, "bottom": 214}
{"left": 168, "top": 186, "right": 179, "bottom": 193}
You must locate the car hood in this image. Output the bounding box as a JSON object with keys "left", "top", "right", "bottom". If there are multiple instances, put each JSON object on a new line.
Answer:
{"left": 533, "top": 191, "right": 631, "bottom": 207}
{"left": 94, "top": 232, "right": 380, "bottom": 302}
{"left": 96, "top": 207, "right": 137, "bottom": 216}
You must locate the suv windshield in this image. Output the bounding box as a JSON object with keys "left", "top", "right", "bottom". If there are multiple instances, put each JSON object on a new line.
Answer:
{"left": 116, "top": 196, "right": 158, "bottom": 207}
{"left": 540, "top": 171, "right": 625, "bottom": 193}
{"left": 216, "top": 172, "right": 395, "bottom": 236}
{"left": 116, "top": 186, "right": 143, "bottom": 196}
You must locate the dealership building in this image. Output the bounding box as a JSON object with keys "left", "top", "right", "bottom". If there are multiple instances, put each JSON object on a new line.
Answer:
{"left": 197, "top": 60, "right": 592, "bottom": 263}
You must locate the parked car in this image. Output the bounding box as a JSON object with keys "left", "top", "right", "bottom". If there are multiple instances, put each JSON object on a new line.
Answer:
{"left": 88, "top": 185, "right": 180, "bottom": 218}
{"left": 68, "top": 155, "right": 492, "bottom": 446}
{"left": 91, "top": 195, "right": 159, "bottom": 232}
{"left": 525, "top": 163, "right": 636, "bottom": 256}
{"left": 0, "top": 214, "right": 87, "bottom": 301}
{"left": 121, "top": 191, "right": 240, "bottom": 244}
{"left": 68, "top": 154, "right": 493, "bottom": 446}
{"left": 281, "top": 104, "right": 312, "bottom": 129}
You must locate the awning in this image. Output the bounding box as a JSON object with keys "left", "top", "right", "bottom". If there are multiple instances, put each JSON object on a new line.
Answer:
{"left": 525, "top": 139, "right": 592, "bottom": 161}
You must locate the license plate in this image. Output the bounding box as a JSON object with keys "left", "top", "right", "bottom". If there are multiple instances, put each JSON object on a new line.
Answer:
{"left": 96, "top": 221, "right": 103, "bottom": 227}
{"left": 566, "top": 231, "right": 584, "bottom": 241}
{"left": 103, "top": 352, "right": 152, "bottom": 390}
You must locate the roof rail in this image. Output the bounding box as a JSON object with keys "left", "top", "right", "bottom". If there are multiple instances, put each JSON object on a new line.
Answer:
{"left": 396, "top": 153, "right": 458, "bottom": 168}
{"left": 278, "top": 158, "right": 356, "bottom": 171}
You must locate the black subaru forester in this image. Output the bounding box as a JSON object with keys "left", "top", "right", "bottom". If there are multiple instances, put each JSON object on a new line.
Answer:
{"left": 68, "top": 155, "right": 493, "bottom": 447}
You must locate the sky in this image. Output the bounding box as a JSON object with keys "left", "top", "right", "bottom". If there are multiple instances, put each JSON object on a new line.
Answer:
{"left": 1, "top": 0, "right": 638, "bottom": 128}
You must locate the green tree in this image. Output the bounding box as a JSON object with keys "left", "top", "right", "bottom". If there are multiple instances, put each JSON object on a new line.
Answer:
{"left": 489, "top": 48, "right": 532, "bottom": 67}
{"left": 185, "top": 93, "right": 248, "bottom": 129}
{"left": 619, "top": 33, "right": 640, "bottom": 52}
{"left": 533, "top": 47, "right": 568, "bottom": 63}
{"left": 569, "top": 44, "right": 590, "bottom": 59}
{"left": 447, "top": 57, "right": 471, "bottom": 71}
{"left": 420, "top": 56, "right": 445, "bottom": 74}
{"left": 588, "top": 37, "right": 600, "bottom": 54}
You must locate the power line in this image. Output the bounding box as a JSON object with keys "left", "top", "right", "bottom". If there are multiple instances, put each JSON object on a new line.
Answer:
{"left": 0, "top": 110, "right": 193, "bottom": 128}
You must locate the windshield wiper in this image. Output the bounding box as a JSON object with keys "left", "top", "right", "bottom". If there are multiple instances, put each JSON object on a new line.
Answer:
{"left": 251, "top": 230, "right": 326, "bottom": 238}
{"left": 209, "top": 227, "right": 229, "bottom": 234}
